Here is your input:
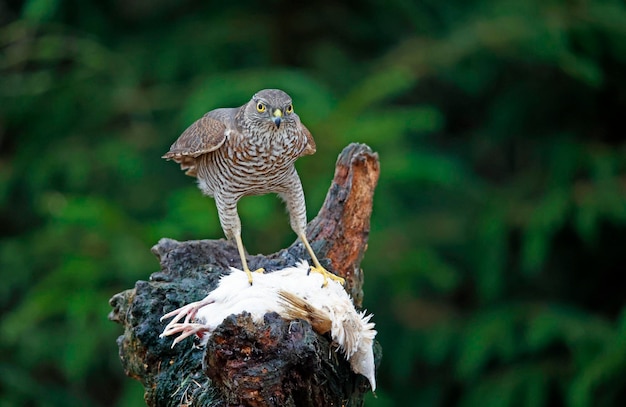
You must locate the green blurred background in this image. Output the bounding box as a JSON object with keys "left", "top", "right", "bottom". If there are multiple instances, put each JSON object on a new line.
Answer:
{"left": 2, "top": 0, "right": 626, "bottom": 406}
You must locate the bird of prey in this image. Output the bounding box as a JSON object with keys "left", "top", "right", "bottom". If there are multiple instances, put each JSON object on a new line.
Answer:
{"left": 163, "top": 89, "right": 344, "bottom": 286}
{"left": 160, "top": 261, "right": 377, "bottom": 391}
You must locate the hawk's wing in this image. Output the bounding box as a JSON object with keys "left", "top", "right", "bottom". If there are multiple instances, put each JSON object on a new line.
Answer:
{"left": 162, "top": 113, "right": 228, "bottom": 177}
{"left": 299, "top": 123, "right": 316, "bottom": 157}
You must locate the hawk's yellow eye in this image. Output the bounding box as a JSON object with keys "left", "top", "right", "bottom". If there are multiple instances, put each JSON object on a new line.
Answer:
{"left": 256, "top": 102, "right": 266, "bottom": 112}
{"left": 286, "top": 104, "right": 293, "bottom": 114}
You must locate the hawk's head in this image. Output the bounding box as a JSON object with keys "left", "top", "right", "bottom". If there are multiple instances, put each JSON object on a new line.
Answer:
{"left": 246, "top": 89, "right": 297, "bottom": 130}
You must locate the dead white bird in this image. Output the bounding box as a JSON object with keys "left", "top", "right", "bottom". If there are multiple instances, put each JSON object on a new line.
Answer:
{"left": 160, "top": 261, "right": 377, "bottom": 391}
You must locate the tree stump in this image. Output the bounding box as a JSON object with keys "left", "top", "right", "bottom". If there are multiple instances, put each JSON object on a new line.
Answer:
{"left": 109, "top": 143, "right": 381, "bottom": 407}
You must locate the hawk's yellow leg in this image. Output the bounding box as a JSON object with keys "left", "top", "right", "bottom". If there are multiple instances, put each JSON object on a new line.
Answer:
{"left": 234, "top": 234, "right": 265, "bottom": 285}
{"left": 299, "top": 233, "right": 345, "bottom": 287}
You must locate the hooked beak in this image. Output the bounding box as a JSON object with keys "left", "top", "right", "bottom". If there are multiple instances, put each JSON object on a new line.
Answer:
{"left": 272, "top": 109, "right": 282, "bottom": 128}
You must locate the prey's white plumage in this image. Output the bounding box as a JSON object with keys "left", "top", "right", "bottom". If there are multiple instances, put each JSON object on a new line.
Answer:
{"left": 160, "top": 261, "right": 377, "bottom": 390}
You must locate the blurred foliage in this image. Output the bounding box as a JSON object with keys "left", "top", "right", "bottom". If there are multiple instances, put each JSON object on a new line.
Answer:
{"left": 1, "top": 0, "right": 626, "bottom": 406}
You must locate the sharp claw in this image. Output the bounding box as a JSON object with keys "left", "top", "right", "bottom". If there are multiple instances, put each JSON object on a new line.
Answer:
{"left": 308, "top": 265, "right": 345, "bottom": 287}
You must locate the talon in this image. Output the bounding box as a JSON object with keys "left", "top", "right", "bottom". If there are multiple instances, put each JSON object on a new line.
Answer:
{"left": 309, "top": 265, "right": 345, "bottom": 287}
{"left": 298, "top": 233, "right": 344, "bottom": 287}
{"left": 243, "top": 267, "right": 264, "bottom": 285}
{"left": 244, "top": 268, "right": 254, "bottom": 285}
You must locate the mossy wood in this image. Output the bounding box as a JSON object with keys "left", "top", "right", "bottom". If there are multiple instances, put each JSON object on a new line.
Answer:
{"left": 109, "top": 143, "right": 380, "bottom": 407}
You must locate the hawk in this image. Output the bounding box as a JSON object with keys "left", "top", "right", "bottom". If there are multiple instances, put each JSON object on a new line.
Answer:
{"left": 163, "top": 89, "right": 344, "bottom": 286}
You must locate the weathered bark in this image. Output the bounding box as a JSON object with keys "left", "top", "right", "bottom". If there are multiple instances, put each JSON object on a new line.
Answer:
{"left": 109, "top": 143, "right": 381, "bottom": 407}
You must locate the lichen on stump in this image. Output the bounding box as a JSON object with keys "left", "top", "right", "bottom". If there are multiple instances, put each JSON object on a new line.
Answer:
{"left": 109, "top": 143, "right": 381, "bottom": 406}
